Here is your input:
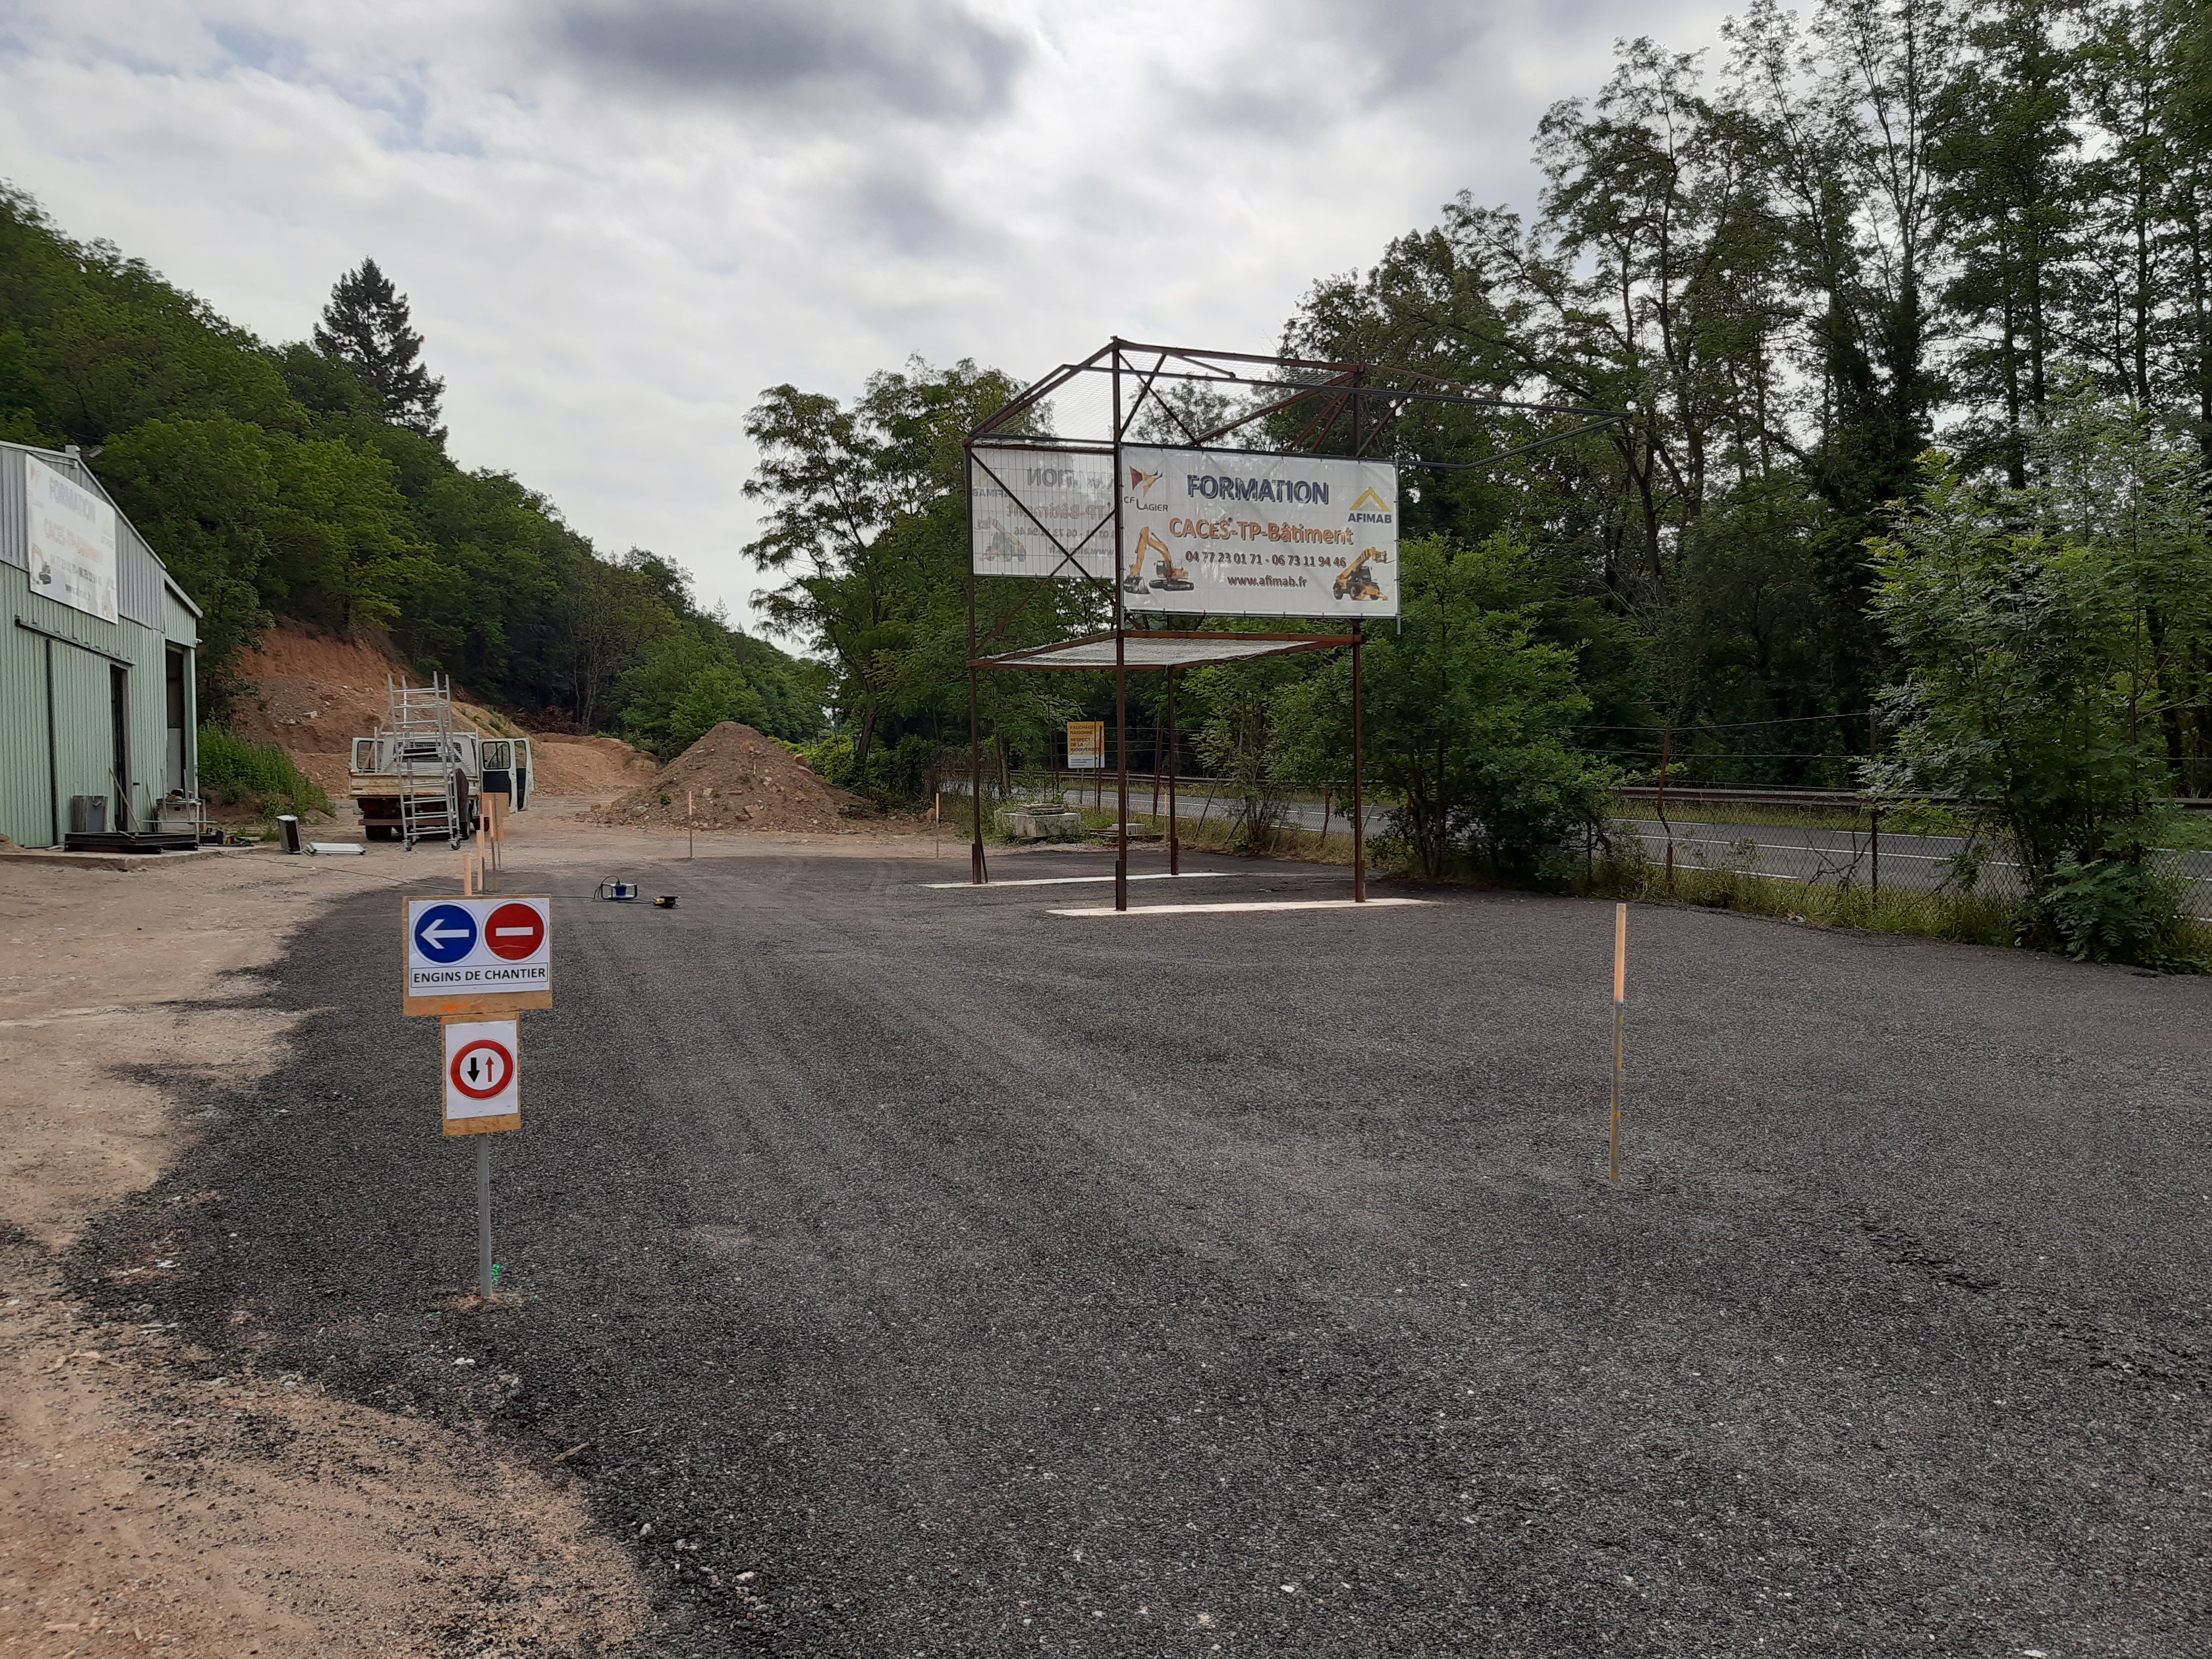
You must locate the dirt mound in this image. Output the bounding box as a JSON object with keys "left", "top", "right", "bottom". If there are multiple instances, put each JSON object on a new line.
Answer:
{"left": 589, "top": 722, "right": 912, "bottom": 835}
{"left": 533, "top": 734, "right": 659, "bottom": 795}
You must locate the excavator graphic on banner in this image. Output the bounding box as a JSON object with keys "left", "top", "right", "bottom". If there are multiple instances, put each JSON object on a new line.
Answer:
{"left": 1333, "top": 548, "right": 1387, "bottom": 601}
{"left": 1124, "top": 525, "right": 1194, "bottom": 594}
{"left": 980, "top": 517, "right": 1026, "bottom": 565}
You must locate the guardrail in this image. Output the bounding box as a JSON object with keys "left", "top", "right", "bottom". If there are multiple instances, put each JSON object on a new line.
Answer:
{"left": 1611, "top": 814, "right": 2212, "bottom": 921}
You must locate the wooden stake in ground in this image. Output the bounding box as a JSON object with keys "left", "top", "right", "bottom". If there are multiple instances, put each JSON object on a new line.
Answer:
{"left": 1610, "top": 902, "right": 1627, "bottom": 1182}
{"left": 935, "top": 791, "right": 942, "bottom": 857}
{"left": 688, "top": 789, "right": 694, "bottom": 860}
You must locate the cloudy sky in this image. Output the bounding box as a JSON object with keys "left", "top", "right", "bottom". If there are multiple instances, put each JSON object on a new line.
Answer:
{"left": 0, "top": 0, "right": 1734, "bottom": 628}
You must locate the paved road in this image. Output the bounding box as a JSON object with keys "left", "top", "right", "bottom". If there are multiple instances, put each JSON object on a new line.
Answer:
{"left": 1063, "top": 788, "right": 2212, "bottom": 914}
{"left": 82, "top": 848, "right": 2212, "bottom": 1655}
{"left": 1622, "top": 817, "right": 1962, "bottom": 894}
{"left": 1059, "top": 784, "right": 1987, "bottom": 886}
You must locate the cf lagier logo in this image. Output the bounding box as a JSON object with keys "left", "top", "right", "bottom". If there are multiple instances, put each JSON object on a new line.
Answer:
{"left": 1128, "top": 466, "right": 1162, "bottom": 498}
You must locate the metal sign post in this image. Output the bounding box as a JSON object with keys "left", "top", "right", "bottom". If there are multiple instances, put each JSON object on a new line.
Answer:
{"left": 1610, "top": 903, "right": 1627, "bottom": 1182}
{"left": 442, "top": 1014, "right": 519, "bottom": 1297}
{"left": 407, "top": 864, "right": 550, "bottom": 1302}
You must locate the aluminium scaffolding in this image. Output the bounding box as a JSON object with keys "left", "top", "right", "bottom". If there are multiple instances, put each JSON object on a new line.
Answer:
{"left": 385, "top": 673, "right": 469, "bottom": 850}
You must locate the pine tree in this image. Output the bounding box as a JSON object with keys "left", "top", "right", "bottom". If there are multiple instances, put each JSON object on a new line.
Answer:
{"left": 313, "top": 258, "right": 445, "bottom": 440}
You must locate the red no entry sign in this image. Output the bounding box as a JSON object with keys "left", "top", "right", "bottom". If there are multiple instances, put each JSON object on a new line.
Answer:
{"left": 483, "top": 902, "right": 547, "bottom": 961}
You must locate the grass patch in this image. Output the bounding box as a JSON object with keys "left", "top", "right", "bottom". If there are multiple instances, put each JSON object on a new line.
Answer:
{"left": 198, "top": 726, "right": 331, "bottom": 820}
{"left": 1568, "top": 844, "right": 2212, "bottom": 962}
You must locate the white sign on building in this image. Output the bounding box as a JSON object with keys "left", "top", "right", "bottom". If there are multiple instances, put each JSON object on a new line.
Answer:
{"left": 25, "top": 453, "right": 118, "bottom": 625}
{"left": 968, "top": 450, "right": 1117, "bottom": 581}
{"left": 1117, "top": 446, "right": 1399, "bottom": 619}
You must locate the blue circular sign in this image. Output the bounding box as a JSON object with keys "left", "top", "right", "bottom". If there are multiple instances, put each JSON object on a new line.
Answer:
{"left": 413, "top": 902, "right": 478, "bottom": 963}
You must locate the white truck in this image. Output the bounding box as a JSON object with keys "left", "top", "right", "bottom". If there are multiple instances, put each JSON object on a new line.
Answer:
{"left": 347, "top": 676, "right": 532, "bottom": 847}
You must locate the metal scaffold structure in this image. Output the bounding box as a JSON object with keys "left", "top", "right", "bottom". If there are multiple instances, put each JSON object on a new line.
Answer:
{"left": 385, "top": 673, "right": 469, "bottom": 850}
{"left": 963, "top": 338, "right": 1623, "bottom": 911}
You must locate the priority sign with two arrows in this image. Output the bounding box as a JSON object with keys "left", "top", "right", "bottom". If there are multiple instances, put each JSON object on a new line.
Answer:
{"left": 403, "top": 895, "right": 553, "bottom": 1016}
{"left": 442, "top": 1016, "right": 520, "bottom": 1135}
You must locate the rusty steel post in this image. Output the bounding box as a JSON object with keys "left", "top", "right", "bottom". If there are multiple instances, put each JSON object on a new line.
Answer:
{"left": 1658, "top": 724, "right": 1673, "bottom": 891}
{"left": 966, "top": 446, "right": 986, "bottom": 885}
{"left": 1349, "top": 367, "right": 1368, "bottom": 904}
{"left": 1112, "top": 343, "right": 1129, "bottom": 914}
{"left": 1352, "top": 627, "right": 1365, "bottom": 903}
{"left": 1166, "top": 668, "right": 1180, "bottom": 876}
{"left": 1869, "top": 712, "right": 1880, "bottom": 907}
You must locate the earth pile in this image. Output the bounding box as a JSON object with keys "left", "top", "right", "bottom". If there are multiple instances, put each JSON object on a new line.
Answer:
{"left": 587, "top": 723, "right": 911, "bottom": 835}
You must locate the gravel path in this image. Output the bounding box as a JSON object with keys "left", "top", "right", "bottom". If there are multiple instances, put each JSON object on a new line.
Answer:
{"left": 78, "top": 848, "right": 2212, "bottom": 1656}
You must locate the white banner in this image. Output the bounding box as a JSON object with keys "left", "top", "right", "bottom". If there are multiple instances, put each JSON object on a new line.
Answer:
{"left": 1118, "top": 446, "right": 1399, "bottom": 618}
{"left": 969, "top": 449, "right": 1116, "bottom": 580}
{"left": 25, "top": 453, "right": 118, "bottom": 624}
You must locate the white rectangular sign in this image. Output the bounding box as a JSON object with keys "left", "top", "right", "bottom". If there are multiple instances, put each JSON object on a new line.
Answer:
{"left": 1067, "top": 721, "right": 1104, "bottom": 770}
{"left": 443, "top": 1017, "right": 519, "bottom": 1130}
{"left": 969, "top": 449, "right": 1117, "bottom": 580}
{"left": 403, "top": 895, "right": 552, "bottom": 1002}
{"left": 1118, "top": 445, "right": 1399, "bottom": 618}
{"left": 25, "top": 453, "right": 118, "bottom": 624}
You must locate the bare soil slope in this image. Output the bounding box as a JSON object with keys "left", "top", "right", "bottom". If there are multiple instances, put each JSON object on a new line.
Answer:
{"left": 231, "top": 622, "right": 654, "bottom": 801}
{"left": 589, "top": 721, "right": 918, "bottom": 835}
{"left": 533, "top": 734, "right": 658, "bottom": 795}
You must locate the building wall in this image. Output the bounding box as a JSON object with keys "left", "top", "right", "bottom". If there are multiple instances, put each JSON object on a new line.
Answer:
{"left": 0, "top": 443, "right": 200, "bottom": 847}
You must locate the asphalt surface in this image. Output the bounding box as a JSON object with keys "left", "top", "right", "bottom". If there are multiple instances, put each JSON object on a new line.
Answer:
{"left": 78, "top": 848, "right": 2212, "bottom": 1656}
{"left": 1061, "top": 787, "right": 2212, "bottom": 915}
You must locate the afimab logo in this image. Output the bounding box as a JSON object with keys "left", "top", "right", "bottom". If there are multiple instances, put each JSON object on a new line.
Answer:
{"left": 1348, "top": 485, "right": 1393, "bottom": 525}
{"left": 1128, "top": 466, "right": 1162, "bottom": 498}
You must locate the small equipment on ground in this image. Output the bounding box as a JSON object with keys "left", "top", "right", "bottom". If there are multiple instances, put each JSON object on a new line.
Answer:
{"left": 596, "top": 879, "right": 639, "bottom": 901}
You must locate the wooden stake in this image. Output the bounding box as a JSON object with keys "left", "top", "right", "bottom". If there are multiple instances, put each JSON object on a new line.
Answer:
{"left": 934, "top": 791, "right": 942, "bottom": 857}
{"left": 688, "top": 789, "right": 695, "bottom": 860}
{"left": 1610, "top": 902, "right": 1627, "bottom": 1182}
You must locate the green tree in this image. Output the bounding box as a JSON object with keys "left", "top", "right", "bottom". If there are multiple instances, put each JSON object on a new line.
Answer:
{"left": 1352, "top": 535, "right": 1609, "bottom": 878}
{"left": 33, "top": 289, "right": 297, "bottom": 443}
{"left": 96, "top": 414, "right": 279, "bottom": 711}
{"left": 1930, "top": 0, "right": 2080, "bottom": 485}
{"left": 744, "top": 357, "right": 1086, "bottom": 784}
{"left": 313, "top": 258, "right": 446, "bottom": 439}
{"left": 1867, "top": 394, "right": 2212, "bottom": 957}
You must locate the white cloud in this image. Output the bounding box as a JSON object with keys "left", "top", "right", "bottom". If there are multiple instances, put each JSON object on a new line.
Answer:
{"left": 0, "top": 0, "right": 1735, "bottom": 629}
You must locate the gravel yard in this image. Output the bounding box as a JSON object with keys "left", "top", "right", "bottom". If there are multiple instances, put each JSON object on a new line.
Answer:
{"left": 77, "top": 847, "right": 2212, "bottom": 1656}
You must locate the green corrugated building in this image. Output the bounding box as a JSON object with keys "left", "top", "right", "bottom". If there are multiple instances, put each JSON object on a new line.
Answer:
{"left": 1, "top": 439, "right": 201, "bottom": 848}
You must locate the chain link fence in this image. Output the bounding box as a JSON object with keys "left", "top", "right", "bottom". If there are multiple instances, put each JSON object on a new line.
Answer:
{"left": 1604, "top": 807, "right": 2212, "bottom": 924}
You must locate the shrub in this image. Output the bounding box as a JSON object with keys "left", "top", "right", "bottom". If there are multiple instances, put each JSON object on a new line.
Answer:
{"left": 197, "top": 726, "right": 331, "bottom": 817}
{"left": 802, "top": 733, "right": 857, "bottom": 787}
{"left": 2034, "top": 854, "right": 2196, "bottom": 965}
